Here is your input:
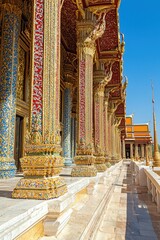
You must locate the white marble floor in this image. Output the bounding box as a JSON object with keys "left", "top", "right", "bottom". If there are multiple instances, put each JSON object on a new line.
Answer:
{"left": 1, "top": 162, "right": 160, "bottom": 240}
{"left": 41, "top": 161, "right": 160, "bottom": 240}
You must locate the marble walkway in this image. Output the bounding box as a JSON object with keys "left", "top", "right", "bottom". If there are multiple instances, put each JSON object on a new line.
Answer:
{"left": 42, "top": 161, "right": 160, "bottom": 240}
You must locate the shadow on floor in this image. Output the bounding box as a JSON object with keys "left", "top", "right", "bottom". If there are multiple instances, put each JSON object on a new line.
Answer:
{"left": 122, "top": 162, "right": 160, "bottom": 240}
{"left": 0, "top": 190, "right": 12, "bottom": 198}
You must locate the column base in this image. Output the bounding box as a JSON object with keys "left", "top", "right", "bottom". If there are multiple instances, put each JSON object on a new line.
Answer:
{"left": 0, "top": 157, "right": 16, "bottom": 179}
{"left": 71, "top": 165, "right": 97, "bottom": 177}
{"left": 94, "top": 156, "right": 107, "bottom": 172}
{"left": 64, "top": 158, "right": 73, "bottom": 167}
{"left": 95, "top": 163, "right": 107, "bottom": 172}
{"left": 12, "top": 176, "right": 67, "bottom": 200}
{"left": 12, "top": 154, "right": 67, "bottom": 199}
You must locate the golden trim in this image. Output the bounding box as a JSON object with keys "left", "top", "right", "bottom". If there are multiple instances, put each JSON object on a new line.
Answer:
{"left": 76, "top": 0, "right": 85, "bottom": 19}
{"left": 16, "top": 99, "right": 29, "bottom": 116}
{"left": 29, "top": 0, "right": 35, "bottom": 131}
{"left": 2, "top": 3, "right": 22, "bottom": 18}
{"left": 88, "top": 6, "right": 115, "bottom": 15}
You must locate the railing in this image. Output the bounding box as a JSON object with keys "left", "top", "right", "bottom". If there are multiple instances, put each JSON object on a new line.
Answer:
{"left": 144, "top": 168, "right": 160, "bottom": 213}
{"left": 132, "top": 160, "right": 160, "bottom": 213}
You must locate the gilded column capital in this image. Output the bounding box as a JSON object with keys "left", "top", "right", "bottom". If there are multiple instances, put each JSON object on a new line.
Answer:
{"left": 94, "top": 83, "right": 104, "bottom": 103}
{"left": 93, "top": 62, "right": 106, "bottom": 97}
{"left": 114, "top": 117, "right": 122, "bottom": 127}
{"left": 64, "top": 68, "right": 76, "bottom": 92}
{"left": 83, "top": 43, "right": 96, "bottom": 57}
{"left": 77, "top": 41, "right": 96, "bottom": 57}
{"left": 104, "top": 61, "right": 113, "bottom": 85}
{"left": 77, "top": 9, "right": 106, "bottom": 55}
{"left": 108, "top": 100, "right": 119, "bottom": 115}
{"left": 2, "top": 2, "right": 22, "bottom": 18}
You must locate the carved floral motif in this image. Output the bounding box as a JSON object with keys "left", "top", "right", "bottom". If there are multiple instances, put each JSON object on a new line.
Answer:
{"left": 17, "top": 46, "right": 25, "bottom": 100}
{"left": 32, "top": 0, "right": 44, "bottom": 132}
{"left": 99, "top": 9, "right": 118, "bottom": 51}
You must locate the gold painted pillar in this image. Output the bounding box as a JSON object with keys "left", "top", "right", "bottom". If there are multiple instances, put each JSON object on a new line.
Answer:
{"left": 71, "top": 10, "right": 106, "bottom": 177}
{"left": 119, "top": 131, "right": 122, "bottom": 159}
{"left": 130, "top": 143, "right": 133, "bottom": 159}
{"left": 111, "top": 114, "right": 116, "bottom": 162}
{"left": 141, "top": 144, "right": 144, "bottom": 159}
{"left": 110, "top": 107, "right": 117, "bottom": 162}
{"left": 117, "top": 129, "right": 122, "bottom": 160}
{"left": 135, "top": 143, "right": 138, "bottom": 160}
{"left": 104, "top": 90, "right": 109, "bottom": 162}
{"left": 122, "top": 137, "right": 126, "bottom": 159}
{"left": 108, "top": 100, "right": 122, "bottom": 163}
{"left": 114, "top": 118, "right": 122, "bottom": 162}
{"left": 93, "top": 64, "right": 106, "bottom": 172}
{"left": 114, "top": 127, "right": 118, "bottom": 160}
{"left": 12, "top": 0, "right": 67, "bottom": 199}
{"left": 107, "top": 103, "right": 113, "bottom": 162}
{"left": 144, "top": 144, "right": 146, "bottom": 158}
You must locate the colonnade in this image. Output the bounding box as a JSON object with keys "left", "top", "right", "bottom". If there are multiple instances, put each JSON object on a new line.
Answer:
{"left": 0, "top": 0, "right": 124, "bottom": 199}
{"left": 123, "top": 142, "right": 152, "bottom": 160}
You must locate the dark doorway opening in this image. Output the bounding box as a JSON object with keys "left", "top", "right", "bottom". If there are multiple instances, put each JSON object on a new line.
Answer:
{"left": 126, "top": 144, "right": 130, "bottom": 158}
{"left": 14, "top": 115, "right": 23, "bottom": 172}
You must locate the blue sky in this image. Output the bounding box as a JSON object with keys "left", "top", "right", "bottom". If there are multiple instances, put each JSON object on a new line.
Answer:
{"left": 119, "top": 0, "right": 160, "bottom": 140}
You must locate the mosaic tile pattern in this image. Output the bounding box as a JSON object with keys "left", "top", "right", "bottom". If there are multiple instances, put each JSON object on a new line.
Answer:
{"left": 79, "top": 60, "right": 86, "bottom": 140}
{"left": 95, "top": 101, "right": 100, "bottom": 145}
{"left": 71, "top": 117, "right": 76, "bottom": 160}
{"left": 63, "top": 88, "right": 72, "bottom": 166}
{"left": 0, "top": 11, "right": 20, "bottom": 178}
{"left": 32, "top": 0, "right": 44, "bottom": 132}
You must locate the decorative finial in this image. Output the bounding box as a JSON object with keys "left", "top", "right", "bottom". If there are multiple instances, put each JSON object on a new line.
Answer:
{"left": 152, "top": 82, "right": 160, "bottom": 167}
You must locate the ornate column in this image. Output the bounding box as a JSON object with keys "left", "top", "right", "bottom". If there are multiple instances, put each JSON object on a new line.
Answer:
{"left": 12, "top": 0, "right": 67, "bottom": 199}
{"left": 135, "top": 143, "right": 138, "bottom": 160}
{"left": 107, "top": 103, "right": 113, "bottom": 162}
{"left": 71, "top": 115, "right": 76, "bottom": 160}
{"left": 104, "top": 90, "right": 109, "bottom": 162}
{"left": 130, "top": 143, "right": 133, "bottom": 159}
{"left": 110, "top": 102, "right": 121, "bottom": 163}
{"left": 71, "top": 10, "right": 106, "bottom": 177}
{"left": 114, "top": 127, "right": 118, "bottom": 160}
{"left": 119, "top": 132, "right": 122, "bottom": 159}
{"left": 144, "top": 144, "right": 146, "bottom": 158}
{"left": 117, "top": 129, "right": 122, "bottom": 160}
{"left": 122, "top": 137, "right": 126, "bottom": 159}
{"left": 63, "top": 64, "right": 74, "bottom": 166}
{"left": 0, "top": 1, "right": 22, "bottom": 178}
{"left": 71, "top": 88, "right": 77, "bottom": 161}
{"left": 93, "top": 63, "right": 112, "bottom": 171}
{"left": 63, "top": 86, "right": 72, "bottom": 166}
{"left": 114, "top": 117, "right": 122, "bottom": 162}
{"left": 141, "top": 144, "right": 144, "bottom": 159}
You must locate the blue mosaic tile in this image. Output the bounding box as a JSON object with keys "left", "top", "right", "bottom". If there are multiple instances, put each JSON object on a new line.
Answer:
{"left": 63, "top": 88, "right": 72, "bottom": 166}
{"left": 0, "top": 11, "right": 20, "bottom": 178}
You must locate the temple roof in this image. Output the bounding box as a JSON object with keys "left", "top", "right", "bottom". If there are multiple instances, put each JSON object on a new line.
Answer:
{"left": 125, "top": 116, "right": 152, "bottom": 143}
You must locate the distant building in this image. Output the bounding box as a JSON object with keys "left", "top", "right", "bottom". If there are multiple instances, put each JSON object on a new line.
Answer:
{"left": 122, "top": 115, "right": 152, "bottom": 160}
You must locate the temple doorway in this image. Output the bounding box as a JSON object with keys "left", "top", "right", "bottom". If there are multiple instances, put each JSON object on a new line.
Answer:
{"left": 14, "top": 115, "right": 23, "bottom": 172}
{"left": 125, "top": 144, "right": 130, "bottom": 158}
